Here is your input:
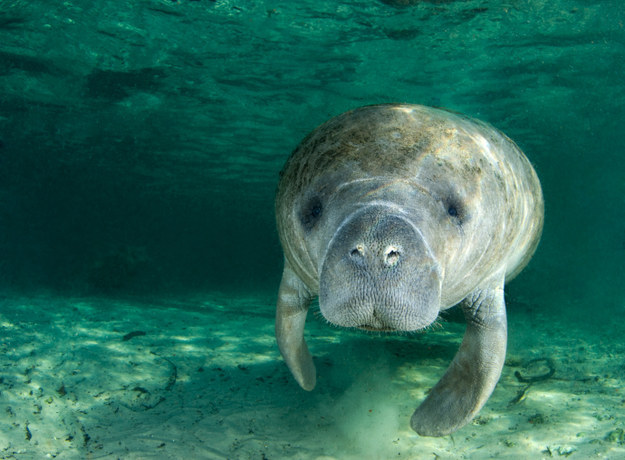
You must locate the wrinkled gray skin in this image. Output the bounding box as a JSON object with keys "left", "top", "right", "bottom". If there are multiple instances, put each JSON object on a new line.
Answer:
{"left": 274, "top": 104, "right": 543, "bottom": 437}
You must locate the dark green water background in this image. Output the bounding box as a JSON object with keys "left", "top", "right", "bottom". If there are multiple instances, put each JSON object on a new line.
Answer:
{"left": 1, "top": 0, "right": 624, "bottom": 319}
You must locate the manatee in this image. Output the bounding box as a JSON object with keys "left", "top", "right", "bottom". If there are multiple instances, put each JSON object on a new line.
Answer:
{"left": 274, "top": 104, "right": 543, "bottom": 436}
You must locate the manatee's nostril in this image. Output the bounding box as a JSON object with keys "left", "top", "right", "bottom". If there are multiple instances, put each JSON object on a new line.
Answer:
{"left": 384, "top": 246, "right": 401, "bottom": 267}
{"left": 350, "top": 245, "right": 365, "bottom": 259}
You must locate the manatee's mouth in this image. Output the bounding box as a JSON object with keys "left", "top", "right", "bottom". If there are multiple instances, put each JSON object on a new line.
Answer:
{"left": 356, "top": 311, "right": 397, "bottom": 332}
{"left": 335, "top": 309, "right": 392, "bottom": 332}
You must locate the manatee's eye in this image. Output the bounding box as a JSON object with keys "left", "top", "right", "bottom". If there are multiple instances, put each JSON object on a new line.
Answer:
{"left": 300, "top": 196, "right": 323, "bottom": 231}
{"left": 443, "top": 195, "right": 467, "bottom": 224}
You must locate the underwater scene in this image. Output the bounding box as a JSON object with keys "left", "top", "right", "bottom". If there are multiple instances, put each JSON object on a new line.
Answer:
{"left": 1, "top": 0, "right": 624, "bottom": 458}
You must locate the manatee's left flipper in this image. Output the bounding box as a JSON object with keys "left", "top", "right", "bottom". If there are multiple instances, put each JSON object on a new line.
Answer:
{"left": 411, "top": 273, "right": 507, "bottom": 436}
{"left": 275, "top": 261, "right": 316, "bottom": 391}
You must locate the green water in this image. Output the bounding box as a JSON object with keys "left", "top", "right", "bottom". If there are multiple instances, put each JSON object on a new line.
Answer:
{"left": 1, "top": 0, "right": 624, "bottom": 458}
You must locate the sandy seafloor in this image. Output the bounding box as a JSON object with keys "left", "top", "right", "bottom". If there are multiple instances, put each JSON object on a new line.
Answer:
{"left": 0, "top": 292, "right": 624, "bottom": 460}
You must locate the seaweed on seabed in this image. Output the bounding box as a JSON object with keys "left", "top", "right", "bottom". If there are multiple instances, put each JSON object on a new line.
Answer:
{"left": 123, "top": 330, "right": 147, "bottom": 341}
{"left": 509, "top": 358, "right": 556, "bottom": 406}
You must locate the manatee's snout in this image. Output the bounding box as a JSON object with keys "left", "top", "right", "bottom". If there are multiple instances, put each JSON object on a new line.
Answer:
{"left": 319, "top": 208, "right": 442, "bottom": 331}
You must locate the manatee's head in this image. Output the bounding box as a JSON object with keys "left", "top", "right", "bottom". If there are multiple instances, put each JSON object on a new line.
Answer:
{"left": 280, "top": 174, "right": 455, "bottom": 332}
{"left": 276, "top": 105, "right": 480, "bottom": 332}
{"left": 313, "top": 180, "right": 446, "bottom": 332}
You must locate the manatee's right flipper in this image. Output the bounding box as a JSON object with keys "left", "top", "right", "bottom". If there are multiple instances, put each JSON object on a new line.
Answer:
{"left": 411, "top": 273, "right": 507, "bottom": 436}
{"left": 275, "top": 261, "right": 316, "bottom": 391}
